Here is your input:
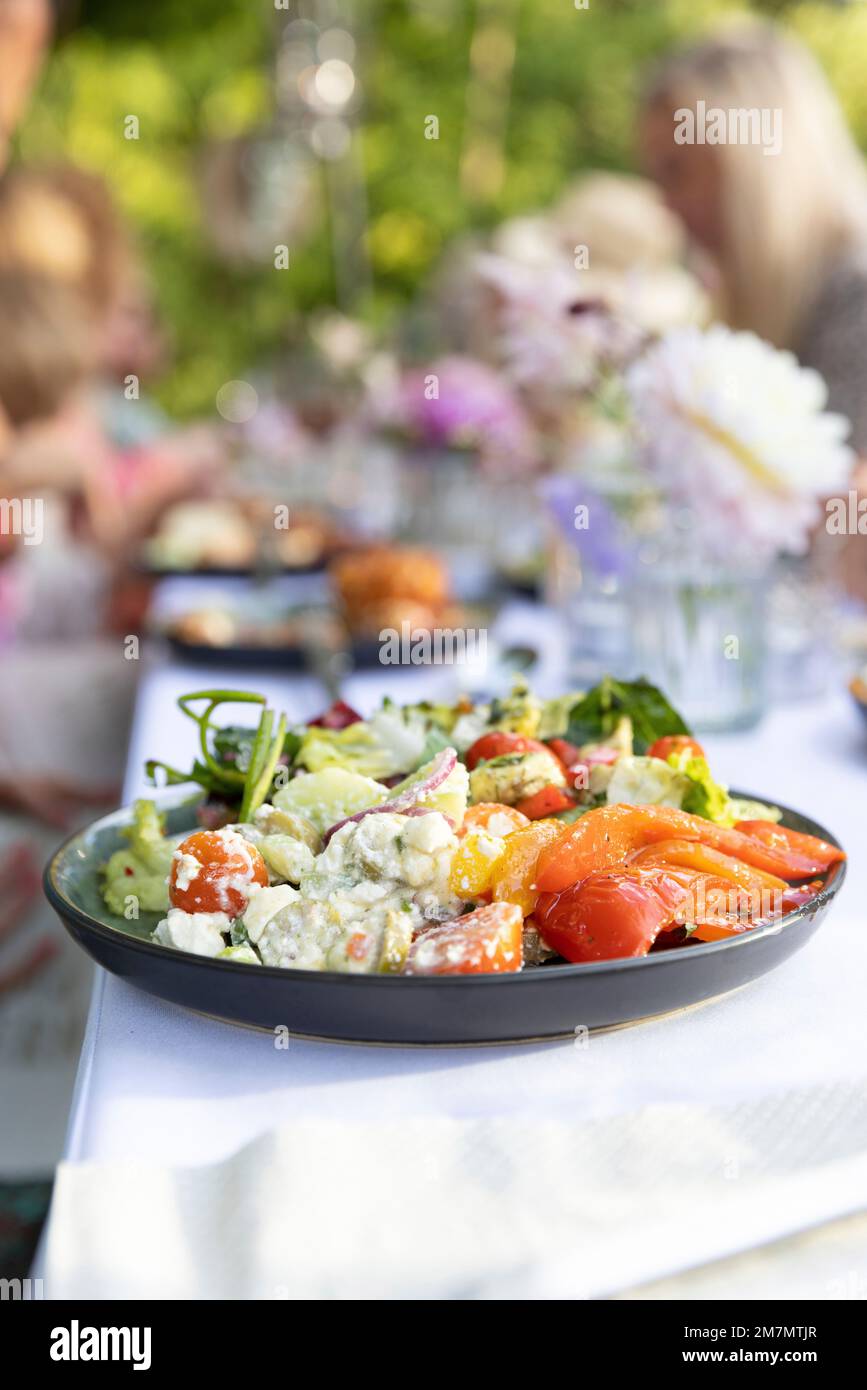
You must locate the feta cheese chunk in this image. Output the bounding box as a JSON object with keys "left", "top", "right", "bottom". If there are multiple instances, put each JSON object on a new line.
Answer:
{"left": 153, "top": 908, "right": 231, "bottom": 957}
{"left": 313, "top": 810, "right": 457, "bottom": 897}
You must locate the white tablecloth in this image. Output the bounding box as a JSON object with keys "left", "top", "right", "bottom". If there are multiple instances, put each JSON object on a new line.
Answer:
{"left": 39, "top": 600, "right": 867, "bottom": 1298}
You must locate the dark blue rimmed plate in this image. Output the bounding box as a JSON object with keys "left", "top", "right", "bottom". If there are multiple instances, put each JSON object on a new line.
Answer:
{"left": 44, "top": 791, "right": 846, "bottom": 1046}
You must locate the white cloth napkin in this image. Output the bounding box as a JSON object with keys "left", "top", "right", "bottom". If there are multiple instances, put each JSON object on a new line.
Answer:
{"left": 43, "top": 1081, "right": 867, "bottom": 1300}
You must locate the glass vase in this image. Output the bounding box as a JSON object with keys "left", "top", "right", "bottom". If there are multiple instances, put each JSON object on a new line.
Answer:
{"left": 398, "top": 446, "right": 497, "bottom": 593}
{"left": 628, "top": 555, "right": 768, "bottom": 732}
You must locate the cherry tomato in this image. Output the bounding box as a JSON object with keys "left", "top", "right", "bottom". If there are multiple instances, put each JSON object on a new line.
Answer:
{"left": 535, "top": 865, "right": 690, "bottom": 962}
{"left": 169, "top": 829, "right": 268, "bottom": 917}
{"left": 406, "top": 902, "right": 523, "bottom": 975}
{"left": 647, "top": 735, "right": 705, "bottom": 762}
{"left": 458, "top": 803, "right": 530, "bottom": 838}
{"left": 515, "top": 785, "right": 575, "bottom": 819}
{"left": 465, "top": 731, "right": 552, "bottom": 770}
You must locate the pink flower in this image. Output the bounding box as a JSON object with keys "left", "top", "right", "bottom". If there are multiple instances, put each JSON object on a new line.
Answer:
{"left": 393, "top": 355, "right": 538, "bottom": 472}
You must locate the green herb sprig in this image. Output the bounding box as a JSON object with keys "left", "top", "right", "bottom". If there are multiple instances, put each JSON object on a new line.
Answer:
{"left": 146, "top": 688, "right": 294, "bottom": 820}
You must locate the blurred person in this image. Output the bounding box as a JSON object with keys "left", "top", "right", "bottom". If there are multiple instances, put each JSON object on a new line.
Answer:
{"left": 640, "top": 20, "right": 867, "bottom": 599}
{"left": 0, "top": 268, "right": 126, "bottom": 796}
{"left": 429, "top": 172, "right": 707, "bottom": 370}
{"left": 0, "top": 0, "right": 52, "bottom": 174}
{"left": 0, "top": 164, "right": 224, "bottom": 554}
{"left": 640, "top": 22, "right": 867, "bottom": 450}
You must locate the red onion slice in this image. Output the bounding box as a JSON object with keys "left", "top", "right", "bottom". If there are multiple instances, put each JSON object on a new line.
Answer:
{"left": 323, "top": 747, "right": 458, "bottom": 843}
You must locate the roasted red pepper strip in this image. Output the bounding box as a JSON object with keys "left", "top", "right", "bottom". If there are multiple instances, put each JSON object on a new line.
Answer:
{"left": 535, "top": 865, "right": 691, "bottom": 963}
{"left": 537, "top": 804, "right": 843, "bottom": 893}
{"left": 734, "top": 821, "right": 844, "bottom": 876}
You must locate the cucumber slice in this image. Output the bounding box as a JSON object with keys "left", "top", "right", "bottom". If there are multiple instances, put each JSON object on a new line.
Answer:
{"left": 254, "top": 804, "right": 322, "bottom": 852}
{"left": 273, "top": 768, "right": 388, "bottom": 835}
{"left": 421, "top": 761, "right": 469, "bottom": 828}
{"left": 258, "top": 834, "right": 316, "bottom": 883}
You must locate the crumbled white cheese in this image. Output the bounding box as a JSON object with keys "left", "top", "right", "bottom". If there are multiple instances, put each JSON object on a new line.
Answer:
{"left": 485, "top": 812, "right": 521, "bottom": 840}
{"left": 255, "top": 811, "right": 461, "bottom": 974}
{"left": 154, "top": 908, "right": 231, "bottom": 957}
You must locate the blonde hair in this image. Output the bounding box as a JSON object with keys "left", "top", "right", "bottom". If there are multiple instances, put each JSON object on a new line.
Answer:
{"left": 0, "top": 165, "right": 131, "bottom": 316}
{"left": 643, "top": 22, "right": 867, "bottom": 349}
{"left": 0, "top": 271, "right": 94, "bottom": 426}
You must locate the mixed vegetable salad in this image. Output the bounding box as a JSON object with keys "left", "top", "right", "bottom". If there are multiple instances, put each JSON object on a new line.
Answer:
{"left": 101, "top": 678, "right": 845, "bottom": 975}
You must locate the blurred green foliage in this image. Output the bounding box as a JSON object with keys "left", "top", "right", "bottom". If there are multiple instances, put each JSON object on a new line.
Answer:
{"left": 15, "top": 0, "right": 867, "bottom": 417}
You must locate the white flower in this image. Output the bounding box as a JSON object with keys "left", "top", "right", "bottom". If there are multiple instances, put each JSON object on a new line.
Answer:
{"left": 625, "top": 325, "right": 853, "bottom": 560}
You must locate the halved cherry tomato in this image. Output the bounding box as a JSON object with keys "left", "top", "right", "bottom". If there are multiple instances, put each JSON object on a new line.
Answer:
{"left": 734, "top": 821, "right": 844, "bottom": 876}
{"left": 491, "top": 818, "right": 566, "bottom": 917}
{"left": 628, "top": 838, "right": 786, "bottom": 892}
{"left": 535, "top": 865, "right": 691, "bottom": 962}
{"left": 647, "top": 735, "right": 705, "bottom": 761}
{"left": 515, "top": 785, "right": 575, "bottom": 819}
{"left": 169, "top": 829, "right": 268, "bottom": 917}
{"left": 536, "top": 803, "right": 832, "bottom": 893}
{"left": 458, "top": 803, "right": 530, "bottom": 838}
{"left": 405, "top": 902, "right": 523, "bottom": 975}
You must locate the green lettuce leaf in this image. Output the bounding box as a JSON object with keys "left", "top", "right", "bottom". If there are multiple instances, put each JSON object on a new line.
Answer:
{"left": 101, "top": 799, "right": 175, "bottom": 916}
{"left": 565, "top": 677, "right": 690, "bottom": 754}
{"left": 674, "top": 754, "right": 732, "bottom": 824}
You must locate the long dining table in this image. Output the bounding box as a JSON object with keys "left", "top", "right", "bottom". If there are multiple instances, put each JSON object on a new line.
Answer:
{"left": 36, "top": 585, "right": 867, "bottom": 1300}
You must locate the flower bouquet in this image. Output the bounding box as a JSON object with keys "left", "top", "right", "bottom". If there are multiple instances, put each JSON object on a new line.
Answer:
{"left": 552, "top": 323, "right": 853, "bottom": 728}
{"left": 370, "top": 353, "right": 539, "bottom": 563}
